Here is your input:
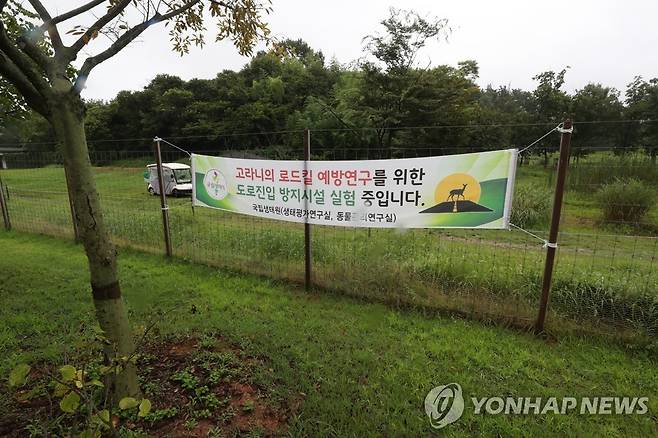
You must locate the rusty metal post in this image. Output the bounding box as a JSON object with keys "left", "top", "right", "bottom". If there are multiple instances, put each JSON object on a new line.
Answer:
{"left": 63, "top": 166, "right": 80, "bottom": 242}
{"left": 535, "top": 119, "right": 573, "bottom": 333}
{"left": 0, "top": 175, "right": 11, "bottom": 230}
{"left": 154, "top": 138, "right": 173, "bottom": 257}
{"left": 304, "top": 129, "right": 312, "bottom": 290}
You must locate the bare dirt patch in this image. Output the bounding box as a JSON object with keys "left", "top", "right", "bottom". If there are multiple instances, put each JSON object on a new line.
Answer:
{"left": 1, "top": 335, "right": 295, "bottom": 437}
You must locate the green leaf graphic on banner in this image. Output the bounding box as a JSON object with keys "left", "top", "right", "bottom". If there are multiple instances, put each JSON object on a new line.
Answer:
{"left": 194, "top": 172, "right": 236, "bottom": 210}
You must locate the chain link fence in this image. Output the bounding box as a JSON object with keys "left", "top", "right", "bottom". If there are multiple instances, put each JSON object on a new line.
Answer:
{"left": 1, "top": 125, "right": 656, "bottom": 339}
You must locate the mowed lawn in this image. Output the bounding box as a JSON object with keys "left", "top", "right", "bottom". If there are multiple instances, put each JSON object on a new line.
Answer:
{"left": 1, "top": 232, "right": 657, "bottom": 437}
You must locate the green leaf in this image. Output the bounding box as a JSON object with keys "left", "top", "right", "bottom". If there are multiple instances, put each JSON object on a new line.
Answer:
{"left": 138, "top": 398, "right": 152, "bottom": 417}
{"left": 119, "top": 397, "right": 139, "bottom": 410}
{"left": 89, "top": 379, "right": 104, "bottom": 387}
{"left": 59, "top": 365, "right": 76, "bottom": 382}
{"left": 53, "top": 382, "right": 69, "bottom": 397}
{"left": 99, "top": 409, "right": 110, "bottom": 423}
{"left": 8, "top": 364, "right": 30, "bottom": 387}
{"left": 59, "top": 391, "right": 80, "bottom": 413}
{"left": 79, "top": 428, "right": 101, "bottom": 438}
{"left": 96, "top": 409, "right": 110, "bottom": 429}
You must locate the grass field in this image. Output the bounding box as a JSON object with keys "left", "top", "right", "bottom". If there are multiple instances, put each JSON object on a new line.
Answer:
{"left": 1, "top": 232, "right": 658, "bottom": 436}
{"left": 1, "top": 155, "right": 657, "bottom": 337}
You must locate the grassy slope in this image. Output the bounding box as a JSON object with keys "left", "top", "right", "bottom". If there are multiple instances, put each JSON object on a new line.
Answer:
{"left": 1, "top": 232, "right": 657, "bottom": 437}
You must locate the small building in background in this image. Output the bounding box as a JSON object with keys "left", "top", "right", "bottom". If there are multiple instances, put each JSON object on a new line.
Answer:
{"left": 0, "top": 147, "right": 26, "bottom": 169}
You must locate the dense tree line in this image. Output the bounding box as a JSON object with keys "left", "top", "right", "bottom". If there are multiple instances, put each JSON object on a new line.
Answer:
{"left": 3, "top": 9, "right": 658, "bottom": 162}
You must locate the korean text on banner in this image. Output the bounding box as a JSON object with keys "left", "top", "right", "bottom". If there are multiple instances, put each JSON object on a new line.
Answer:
{"left": 192, "top": 149, "right": 518, "bottom": 229}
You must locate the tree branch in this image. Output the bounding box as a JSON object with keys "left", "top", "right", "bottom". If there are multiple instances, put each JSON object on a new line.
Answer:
{"left": 46, "top": 0, "right": 106, "bottom": 27}
{"left": 0, "top": 21, "right": 50, "bottom": 96}
{"left": 73, "top": 0, "right": 203, "bottom": 92}
{"left": 161, "top": 0, "right": 202, "bottom": 20}
{"left": 74, "top": 19, "right": 153, "bottom": 92}
{"left": 0, "top": 50, "right": 49, "bottom": 117}
{"left": 27, "top": 0, "right": 64, "bottom": 53}
{"left": 16, "top": 34, "right": 52, "bottom": 74}
{"left": 66, "top": 0, "right": 132, "bottom": 61}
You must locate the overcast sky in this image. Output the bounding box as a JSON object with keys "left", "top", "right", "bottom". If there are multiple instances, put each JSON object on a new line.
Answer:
{"left": 49, "top": 0, "right": 658, "bottom": 101}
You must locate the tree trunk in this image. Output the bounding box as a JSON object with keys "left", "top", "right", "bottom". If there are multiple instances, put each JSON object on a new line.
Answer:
{"left": 49, "top": 88, "right": 140, "bottom": 401}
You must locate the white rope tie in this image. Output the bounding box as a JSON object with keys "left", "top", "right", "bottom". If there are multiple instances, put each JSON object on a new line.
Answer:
{"left": 154, "top": 136, "right": 192, "bottom": 157}
{"left": 510, "top": 223, "right": 557, "bottom": 249}
{"left": 518, "top": 123, "right": 562, "bottom": 154}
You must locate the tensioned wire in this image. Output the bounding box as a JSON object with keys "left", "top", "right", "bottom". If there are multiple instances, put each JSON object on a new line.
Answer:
{"left": 156, "top": 137, "right": 192, "bottom": 157}
{"left": 136, "top": 120, "right": 565, "bottom": 160}
{"left": 110, "top": 127, "right": 653, "bottom": 247}
{"left": 155, "top": 128, "right": 565, "bottom": 252}
{"left": 7, "top": 124, "right": 652, "bottom": 248}
{"left": 510, "top": 223, "right": 549, "bottom": 247}
{"left": 3, "top": 118, "right": 658, "bottom": 146}
{"left": 510, "top": 122, "right": 568, "bottom": 246}
{"left": 518, "top": 124, "right": 561, "bottom": 154}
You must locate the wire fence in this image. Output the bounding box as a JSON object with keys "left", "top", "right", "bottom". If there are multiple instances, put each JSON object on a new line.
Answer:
{"left": 1, "top": 125, "right": 657, "bottom": 339}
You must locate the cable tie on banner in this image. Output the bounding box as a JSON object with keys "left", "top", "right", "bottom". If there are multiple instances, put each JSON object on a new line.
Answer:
{"left": 543, "top": 241, "right": 558, "bottom": 249}
{"left": 161, "top": 205, "right": 169, "bottom": 211}
{"left": 556, "top": 124, "right": 573, "bottom": 134}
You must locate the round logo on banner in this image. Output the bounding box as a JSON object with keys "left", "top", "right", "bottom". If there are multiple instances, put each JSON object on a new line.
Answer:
{"left": 203, "top": 169, "right": 228, "bottom": 200}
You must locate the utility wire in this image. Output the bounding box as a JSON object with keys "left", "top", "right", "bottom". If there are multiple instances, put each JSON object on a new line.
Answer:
{"left": 4, "top": 118, "right": 658, "bottom": 147}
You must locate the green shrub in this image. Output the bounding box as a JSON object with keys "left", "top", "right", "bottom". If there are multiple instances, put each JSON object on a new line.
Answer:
{"left": 596, "top": 178, "right": 656, "bottom": 225}
{"left": 511, "top": 184, "right": 552, "bottom": 228}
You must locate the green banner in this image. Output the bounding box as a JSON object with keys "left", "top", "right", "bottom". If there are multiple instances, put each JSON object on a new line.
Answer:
{"left": 192, "top": 149, "right": 518, "bottom": 229}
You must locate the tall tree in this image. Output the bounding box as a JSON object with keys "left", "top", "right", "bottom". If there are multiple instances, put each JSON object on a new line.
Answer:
{"left": 0, "top": 0, "right": 271, "bottom": 400}
{"left": 476, "top": 85, "right": 534, "bottom": 159}
{"left": 570, "top": 83, "right": 623, "bottom": 158}
{"left": 625, "top": 76, "right": 658, "bottom": 163}
{"left": 531, "top": 68, "right": 571, "bottom": 166}
{"left": 357, "top": 8, "right": 451, "bottom": 151}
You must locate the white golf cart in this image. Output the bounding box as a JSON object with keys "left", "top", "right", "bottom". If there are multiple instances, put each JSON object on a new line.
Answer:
{"left": 145, "top": 162, "right": 192, "bottom": 197}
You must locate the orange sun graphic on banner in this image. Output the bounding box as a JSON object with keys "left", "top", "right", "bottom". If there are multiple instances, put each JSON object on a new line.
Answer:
{"left": 434, "top": 173, "right": 481, "bottom": 205}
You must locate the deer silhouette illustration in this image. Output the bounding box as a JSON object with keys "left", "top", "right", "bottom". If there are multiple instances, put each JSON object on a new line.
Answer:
{"left": 447, "top": 184, "right": 468, "bottom": 201}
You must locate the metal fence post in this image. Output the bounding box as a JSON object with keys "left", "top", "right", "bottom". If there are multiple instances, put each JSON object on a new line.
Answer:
{"left": 535, "top": 119, "right": 573, "bottom": 333}
{"left": 0, "top": 175, "right": 11, "bottom": 231}
{"left": 154, "top": 138, "right": 173, "bottom": 257}
{"left": 304, "top": 128, "right": 312, "bottom": 290}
